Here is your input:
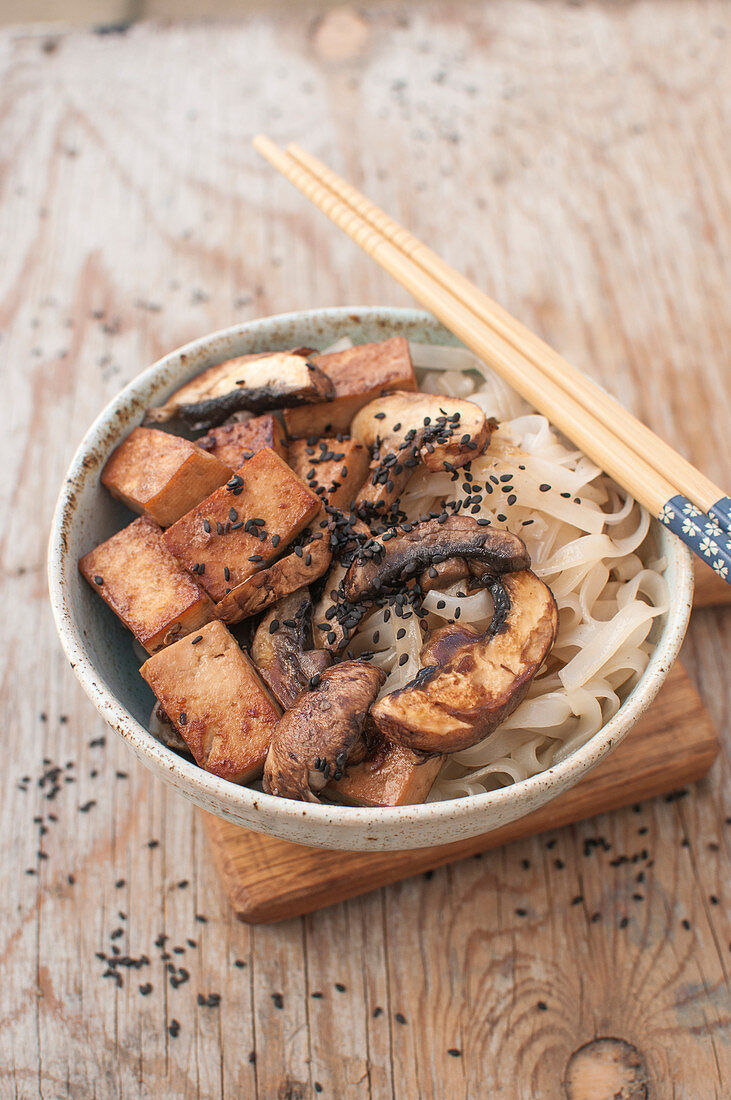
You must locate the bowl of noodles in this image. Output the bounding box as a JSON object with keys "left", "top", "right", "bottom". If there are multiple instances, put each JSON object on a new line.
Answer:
{"left": 49, "top": 307, "right": 693, "bottom": 850}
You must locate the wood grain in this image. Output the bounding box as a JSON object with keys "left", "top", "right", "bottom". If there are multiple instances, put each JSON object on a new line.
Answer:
{"left": 204, "top": 663, "right": 719, "bottom": 924}
{"left": 1, "top": 4, "right": 729, "bottom": 1098}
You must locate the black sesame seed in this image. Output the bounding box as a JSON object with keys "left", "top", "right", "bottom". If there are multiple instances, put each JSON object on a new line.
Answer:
{"left": 447, "top": 1048, "right": 461, "bottom": 1057}
{"left": 179, "top": 712, "right": 187, "bottom": 726}
{"left": 395, "top": 1012, "right": 407, "bottom": 1025}
{"left": 536, "top": 1001, "right": 547, "bottom": 1011}
{"left": 507, "top": 494, "right": 517, "bottom": 506}
{"left": 539, "top": 484, "right": 551, "bottom": 492}
{"left": 93, "top": 575, "right": 104, "bottom": 586}
{"left": 271, "top": 992, "right": 284, "bottom": 1009}
{"left": 398, "top": 653, "right": 409, "bottom": 666}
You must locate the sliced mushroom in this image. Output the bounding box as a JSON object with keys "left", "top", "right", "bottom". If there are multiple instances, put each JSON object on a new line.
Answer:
{"left": 263, "top": 662, "right": 386, "bottom": 802}
{"left": 350, "top": 392, "right": 492, "bottom": 519}
{"left": 312, "top": 560, "right": 349, "bottom": 652}
{"left": 419, "top": 557, "right": 470, "bottom": 594}
{"left": 251, "top": 591, "right": 332, "bottom": 709}
{"left": 149, "top": 703, "right": 194, "bottom": 757}
{"left": 146, "top": 349, "right": 335, "bottom": 430}
{"left": 370, "top": 569, "right": 558, "bottom": 754}
{"left": 344, "top": 516, "right": 530, "bottom": 605}
{"left": 314, "top": 517, "right": 529, "bottom": 655}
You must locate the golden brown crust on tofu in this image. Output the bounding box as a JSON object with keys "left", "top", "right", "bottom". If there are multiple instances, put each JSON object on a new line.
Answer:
{"left": 283, "top": 337, "right": 416, "bottom": 438}
{"left": 216, "top": 512, "right": 332, "bottom": 622}
{"left": 140, "top": 621, "right": 280, "bottom": 783}
{"left": 287, "top": 437, "right": 370, "bottom": 510}
{"left": 198, "top": 415, "right": 288, "bottom": 467}
{"left": 161, "top": 448, "right": 321, "bottom": 603}
{"left": 101, "top": 427, "right": 231, "bottom": 528}
{"left": 79, "top": 516, "right": 215, "bottom": 653}
{"left": 371, "top": 570, "right": 558, "bottom": 754}
{"left": 328, "top": 744, "right": 443, "bottom": 807}
{"left": 146, "top": 349, "right": 334, "bottom": 429}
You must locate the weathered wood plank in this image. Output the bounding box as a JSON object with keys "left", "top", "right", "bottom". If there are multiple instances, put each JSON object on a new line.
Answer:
{"left": 1, "top": 3, "right": 729, "bottom": 1098}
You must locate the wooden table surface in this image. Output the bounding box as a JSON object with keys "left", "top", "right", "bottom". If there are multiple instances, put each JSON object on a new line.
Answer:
{"left": 2, "top": 3, "right": 729, "bottom": 1097}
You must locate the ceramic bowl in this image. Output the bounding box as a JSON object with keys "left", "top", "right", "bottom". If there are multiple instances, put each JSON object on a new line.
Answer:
{"left": 48, "top": 307, "right": 693, "bottom": 851}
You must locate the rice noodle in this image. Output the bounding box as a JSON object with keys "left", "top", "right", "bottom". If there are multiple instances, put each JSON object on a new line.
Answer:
{"left": 349, "top": 341, "right": 670, "bottom": 800}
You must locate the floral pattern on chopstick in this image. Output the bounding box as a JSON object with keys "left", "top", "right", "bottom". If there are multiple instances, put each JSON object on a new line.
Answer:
{"left": 659, "top": 496, "right": 731, "bottom": 580}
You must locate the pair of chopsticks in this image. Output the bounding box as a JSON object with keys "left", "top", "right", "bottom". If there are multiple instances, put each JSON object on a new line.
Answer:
{"left": 253, "top": 135, "right": 731, "bottom": 586}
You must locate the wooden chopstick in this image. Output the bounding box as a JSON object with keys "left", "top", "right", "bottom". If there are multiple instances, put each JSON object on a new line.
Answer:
{"left": 285, "top": 142, "right": 731, "bottom": 538}
{"left": 252, "top": 135, "right": 731, "bottom": 586}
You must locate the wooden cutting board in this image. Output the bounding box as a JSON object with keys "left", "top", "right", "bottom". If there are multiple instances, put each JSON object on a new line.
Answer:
{"left": 203, "top": 662, "right": 719, "bottom": 923}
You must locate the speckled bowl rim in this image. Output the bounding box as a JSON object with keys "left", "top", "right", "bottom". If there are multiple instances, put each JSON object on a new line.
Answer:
{"left": 48, "top": 307, "right": 694, "bottom": 838}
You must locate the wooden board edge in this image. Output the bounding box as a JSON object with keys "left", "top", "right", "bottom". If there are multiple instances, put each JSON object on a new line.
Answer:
{"left": 203, "top": 663, "right": 720, "bottom": 923}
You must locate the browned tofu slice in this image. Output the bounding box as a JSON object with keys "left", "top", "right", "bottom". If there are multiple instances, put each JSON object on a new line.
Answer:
{"left": 328, "top": 744, "right": 443, "bottom": 807}
{"left": 162, "top": 448, "right": 321, "bottom": 603}
{"left": 217, "top": 512, "right": 332, "bottom": 622}
{"left": 140, "top": 620, "right": 280, "bottom": 783}
{"left": 101, "top": 427, "right": 231, "bottom": 528}
{"left": 198, "top": 414, "right": 288, "bottom": 467}
{"left": 79, "top": 516, "right": 215, "bottom": 653}
{"left": 287, "top": 437, "right": 370, "bottom": 510}
{"left": 283, "top": 337, "right": 417, "bottom": 438}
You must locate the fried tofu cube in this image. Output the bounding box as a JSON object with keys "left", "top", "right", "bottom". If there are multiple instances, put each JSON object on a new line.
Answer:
{"left": 283, "top": 337, "right": 417, "bottom": 438}
{"left": 217, "top": 512, "right": 332, "bottom": 622}
{"left": 287, "top": 437, "right": 370, "bottom": 510}
{"left": 198, "top": 414, "right": 288, "bottom": 468}
{"left": 140, "top": 620, "right": 280, "bottom": 783}
{"left": 161, "top": 447, "right": 321, "bottom": 603}
{"left": 79, "top": 516, "right": 215, "bottom": 653}
{"left": 329, "top": 744, "right": 443, "bottom": 807}
{"left": 101, "top": 427, "right": 230, "bottom": 528}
